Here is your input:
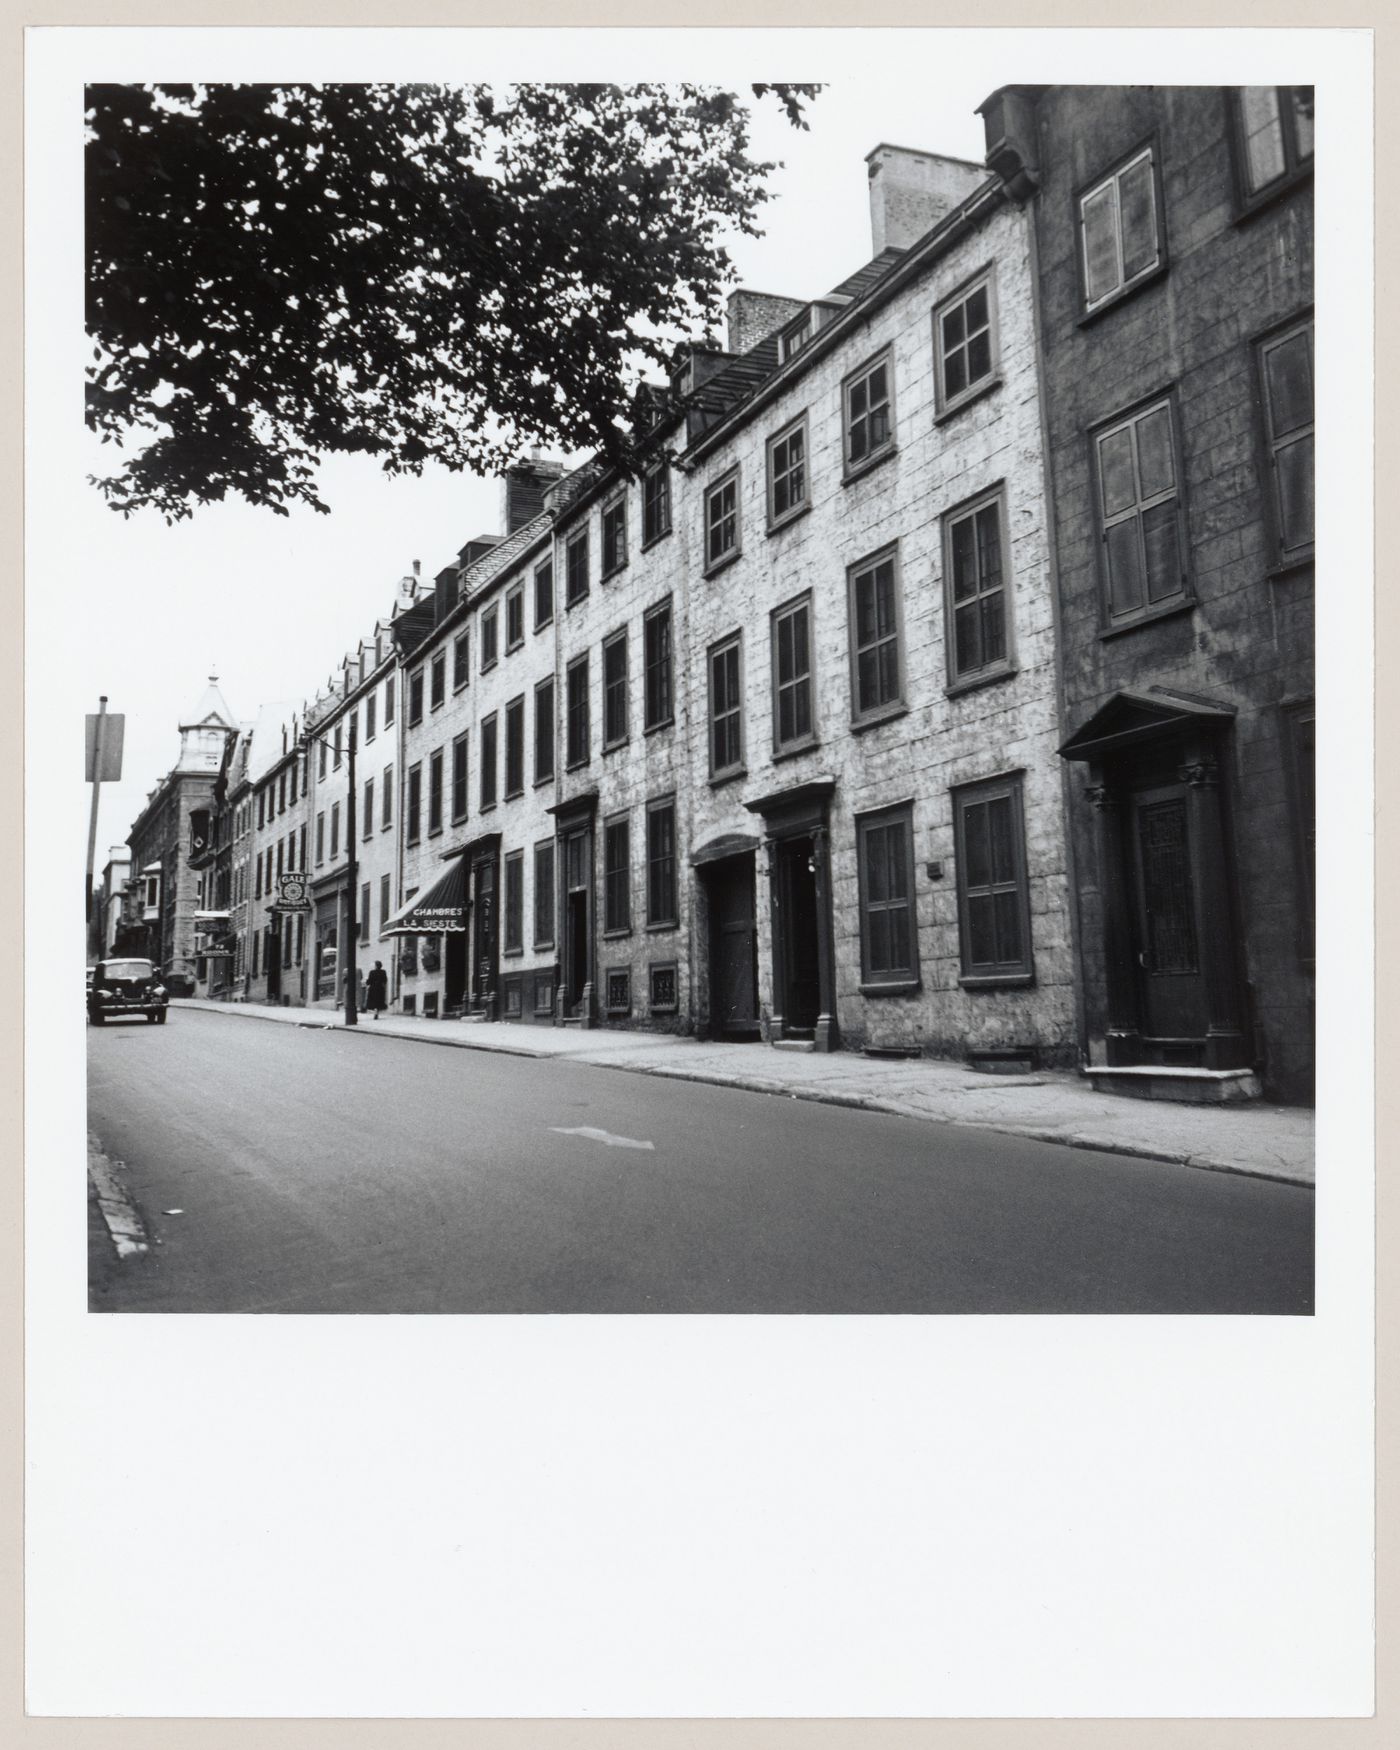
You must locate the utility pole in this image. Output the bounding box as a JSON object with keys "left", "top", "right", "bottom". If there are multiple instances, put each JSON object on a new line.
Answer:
{"left": 85, "top": 696, "right": 125, "bottom": 952}
{"left": 343, "top": 711, "right": 359, "bottom": 1026}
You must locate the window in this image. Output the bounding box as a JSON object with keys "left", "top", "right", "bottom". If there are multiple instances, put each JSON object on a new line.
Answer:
{"left": 605, "top": 968, "right": 632, "bottom": 1016}
{"left": 430, "top": 651, "right": 445, "bottom": 711}
{"left": 1079, "top": 144, "right": 1161, "bottom": 314}
{"left": 381, "top": 765, "right": 393, "bottom": 830}
{"left": 254, "top": 855, "right": 263, "bottom": 900}
{"left": 644, "top": 599, "right": 674, "bottom": 730}
{"left": 848, "top": 547, "right": 905, "bottom": 723}
{"left": 384, "top": 676, "right": 395, "bottom": 726}
{"left": 276, "top": 839, "right": 284, "bottom": 880}
{"left": 534, "top": 560, "right": 554, "bottom": 630}
{"left": 453, "top": 631, "right": 469, "bottom": 691}
{"left": 843, "top": 350, "right": 894, "bottom": 474}
{"left": 857, "top": 805, "right": 920, "bottom": 988}
{"left": 1093, "top": 396, "right": 1189, "bottom": 626}
{"left": 428, "top": 748, "right": 444, "bottom": 834}
{"left": 1285, "top": 702, "right": 1315, "bottom": 963}
{"left": 604, "top": 815, "right": 631, "bottom": 934}
{"left": 534, "top": 677, "right": 555, "bottom": 784}
{"left": 333, "top": 724, "right": 343, "bottom": 768}
{"left": 505, "top": 696, "right": 525, "bottom": 798}
{"left": 365, "top": 690, "right": 377, "bottom": 742}
{"left": 506, "top": 584, "right": 524, "bottom": 651}
{"left": 408, "top": 670, "right": 424, "bottom": 726}
{"left": 406, "top": 763, "right": 422, "bottom": 844}
{"left": 363, "top": 777, "right": 374, "bottom": 838}
{"left": 708, "top": 635, "right": 744, "bottom": 779}
{"left": 935, "top": 269, "right": 998, "bottom": 414}
{"left": 603, "top": 630, "right": 629, "bottom": 750}
{"left": 953, "top": 775, "right": 1033, "bottom": 982}
{"left": 944, "top": 487, "right": 1014, "bottom": 686}
{"left": 772, "top": 594, "right": 815, "bottom": 753}
{"left": 360, "top": 883, "right": 370, "bottom": 943}
{"left": 318, "top": 742, "right": 327, "bottom": 782}
{"left": 649, "top": 962, "right": 678, "bottom": 1013}
{"left": 1257, "top": 316, "right": 1314, "bottom": 569}
{"left": 646, "top": 797, "right": 677, "bottom": 928}
{"left": 533, "top": 840, "right": 555, "bottom": 949}
{"left": 601, "top": 494, "right": 628, "bottom": 578}
{"left": 316, "top": 812, "right": 325, "bottom": 866}
{"left": 566, "top": 655, "right": 590, "bottom": 770}
{"left": 451, "top": 733, "right": 468, "bottom": 823}
{"left": 480, "top": 714, "right": 498, "bottom": 810}
{"left": 330, "top": 801, "right": 341, "bottom": 857}
{"left": 781, "top": 311, "right": 813, "bottom": 361}
{"left": 767, "top": 416, "right": 808, "bottom": 529}
{"left": 1232, "top": 87, "right": 1313, "bottom": 207}
{"left": 642, "top": 465, "right": 671, "bottom": 546}
{"left": 704, "top": 468, "right": 740, "bottom": 572}
{"left": 380, "top": 874, "right": 391, "bottom": 931}
{"left": 503, "top": 851, "right": 524, "bottom": 954}
{"left": 299, "top": 825, "right": 307, "bottom": 871}
{"left": 481, "top": 605, "right": 499, "bottom": 671}
{"left": 566, "top": 528, "right": 589, "bottom": 607}
{"left": 278, "top": 770, "right": 286, "bottom": 814}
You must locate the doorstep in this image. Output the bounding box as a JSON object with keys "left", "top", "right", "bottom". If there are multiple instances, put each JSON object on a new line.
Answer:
{"left": 1083, "top": 1065, "right": 1261, "bottom": 1105}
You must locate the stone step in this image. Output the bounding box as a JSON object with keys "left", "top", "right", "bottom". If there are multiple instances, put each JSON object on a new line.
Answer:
{"left": 1083, "top": 1065, "right": 1261, "bottom": 1105}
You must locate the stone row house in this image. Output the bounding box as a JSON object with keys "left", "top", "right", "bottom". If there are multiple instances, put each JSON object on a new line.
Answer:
{"left": 155, "top": 86, "right": 1313, "bottom": 1102}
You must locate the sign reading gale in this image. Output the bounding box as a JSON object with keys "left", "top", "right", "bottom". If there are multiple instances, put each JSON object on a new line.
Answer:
{"left": 269, "top": 872, "right": 312, "bottom": 915}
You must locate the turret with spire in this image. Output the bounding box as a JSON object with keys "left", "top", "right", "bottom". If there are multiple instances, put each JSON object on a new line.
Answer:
{"left": 176, "top": 673, "right": 239, "bottom": 774}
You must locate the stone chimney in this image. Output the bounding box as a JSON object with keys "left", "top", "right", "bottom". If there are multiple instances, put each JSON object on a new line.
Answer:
{"left": 865, "top": 144, "right": 988, "bottom": 254}
{"left": 503, "top": 457, "right": 567, "bottom": 534}
{"left": 726, "top": 288, "right": 809, "bottom": 356}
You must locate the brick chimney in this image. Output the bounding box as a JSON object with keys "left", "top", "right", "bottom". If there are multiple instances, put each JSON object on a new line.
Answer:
{"left": 726, "top": 288, "right": 809, "bottom": 356}
{"left": 503, "top": 457, "right": 567, "bottom": 534}
{"left": 865, "top": 144, "right": 988, "bottom": 253}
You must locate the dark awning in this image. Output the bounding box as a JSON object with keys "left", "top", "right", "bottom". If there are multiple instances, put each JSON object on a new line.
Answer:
{"left": 380, "top": 858, "right": 469, "bottom": 937}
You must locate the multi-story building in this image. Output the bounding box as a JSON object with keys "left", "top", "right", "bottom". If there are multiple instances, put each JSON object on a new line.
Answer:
{"left": 981, "top": 84, "right": 1314, "bottom": 1099}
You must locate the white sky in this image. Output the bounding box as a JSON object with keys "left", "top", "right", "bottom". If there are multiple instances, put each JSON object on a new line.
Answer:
{"left": 78, "top": 78, "right": 991, "bottom": 861}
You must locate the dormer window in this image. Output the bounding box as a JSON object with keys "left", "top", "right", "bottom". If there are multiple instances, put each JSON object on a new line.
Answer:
{"left": 781, "top": 313, "right": 813, "bottom": 362}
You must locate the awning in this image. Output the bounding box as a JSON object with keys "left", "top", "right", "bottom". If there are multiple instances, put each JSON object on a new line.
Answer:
{"left": 194, "top": 911, "right": 230, "bottom": 924}
{"left": 379, "top": 857, "right": 469, "bottom": 938}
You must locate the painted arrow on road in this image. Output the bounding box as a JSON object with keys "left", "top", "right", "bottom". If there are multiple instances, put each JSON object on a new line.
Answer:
{"left": 550, "top": 1126, "right": 655, "bottom": 1152}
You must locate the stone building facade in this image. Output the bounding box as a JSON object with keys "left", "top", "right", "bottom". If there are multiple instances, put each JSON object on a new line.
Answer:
{"left": 983, "top": 84, "right": 1314, "bottom": 1099}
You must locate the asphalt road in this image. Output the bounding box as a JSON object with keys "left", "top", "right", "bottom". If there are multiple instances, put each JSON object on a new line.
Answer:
{"left": 87, "top": 1008, "right": 1314, "bottom": 1314}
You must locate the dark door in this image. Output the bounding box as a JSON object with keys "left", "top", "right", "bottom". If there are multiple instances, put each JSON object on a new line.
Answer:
{"left": 1129, "top": 783, "right": 1210, "bottom": 1049}
{"left": 471, "top": 861, "right": 497, "bottom": 1014}
{"left": 266, "top": 927, "right": 281, "bottom": 1000}
{"left": 444, "top": 930, "right": 467, "bottom": 1009}
{"left": 708, "top": 854, "right": 758, "bottom": 1039}
{"left": 563, "top": 827, "right": 592, "bottom": 1015}
{"left": 779, "top": 836, "right": 820, "bottom": 1034}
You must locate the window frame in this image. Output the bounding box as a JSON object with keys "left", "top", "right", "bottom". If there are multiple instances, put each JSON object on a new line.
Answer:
{"left": 641, "top": 464, "right": 672, "bottom": 548}
{"left": 1075, "top": 138, "right": 1166, "bottom": 320}
{"left": 771, "top": 591, "right": 817, "bottom": 758}
{"left": 707, "top": 632, "right": 745, "bottom": 783}
{"left": 645, "top": 795, "right": 679, "bottom": 930}
{"left": 365, "top": 689, "right": 377, "bottom": 742}
{"left": 502, "top": 850, "right": 524, "bottom": 956}
{"left": 451, "top": 732, "right": 469, "bottom": 824}
{"left": 427, "top": 748, "right": 444, "bottom": 836}
{"left": 381, "top": 765, "right": 393, "bottom": 832}
{"left": 533, "top": 558, "right": 554, "bottom": 632}
{"left": 363, "top": 776, "right": 374, "bottom": 840}
{"left": 1229, "top": 86, "right": 1314, "bottom": 216}
{"left": 933, "top": 265, "right": 1001, "bottom": 419}
{"left": 405, "top": 764, "right": 421, "bottom": 846}
{"left": 429, "top": 650, "right": 446, "bottom": 712}
{"left": 504, "top": 695, "right": 525, "bottom": 799}
{"left": 452, "top": 630, "right": 470, "bottom": 692}
{"left": 565, "top": 526, "right": 590, "bottom": 608}
{"left": 600, "top": 491, "right": 629, "bottom": 580}
{"left": 534, "top": 676, "right": 555, "bottom": 786}
{"left": 330, "top": 801, "right": 341, "bottom": 858}
{"left": 703, "top": 466, "right": 741, "bottom": 576}
{"left": 942, "top": 483, "right": 1017, "bottom": 692}
{"left": 603, "top": 812, "right": 632, "bottom": 936}
{"left": 952, "top": 771, "right": 1035, "bottom": 986}
{"left": 601, "top": 628, "right": 629, "bottom": 753}
{"left": 384, "top": 675, "right": 395, "bottom": 727}
{"left": 841, "top": 347, "right": 896, "bottom": 481}
{"left": 847, "top": 543, "right": 907, "bottom": 728}
{"left": 855, "top": 802, "right": 921, "bottom": 993}
{"left": 565, "top": 653, "right": 590, "bottom": 771}
{"left": 505, "top": 584, "right": 525, "bottom": 653}
{"left": 766, "top": 412, "right": 810, "bottom": 532}
{"left": 408, "top": 670, "right": 424, "bottom": 728}
{"left": 533, "top": 839, "right": 556, "bottom": 950}
{"left": 1090, "top": 389, "right": 1194, "bottom": 634}
{"left": 1254, "top": 310, "right": 1315, "bottom": 575}
{"left": 643, "top": 598, "right": 675, "bottom": 733}
{"left": 479, "top": 714, "right": 498, "bottom": 812}
{"left": 480, "top": 604, "right": 499, "bottom": 672}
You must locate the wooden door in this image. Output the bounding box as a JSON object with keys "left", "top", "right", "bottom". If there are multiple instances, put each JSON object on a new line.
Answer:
{"left": 779, "top": 837, "right": 820, "bottom": 1034}
{"left": 709, "top": 855, "right": 758, "bottom": 1038}
{"left": 1129, "top": 783, "right": 1209, "bottom": 1046}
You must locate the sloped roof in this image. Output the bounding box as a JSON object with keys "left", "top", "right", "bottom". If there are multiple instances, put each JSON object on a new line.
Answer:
{"left": 179, "top": 675, "right": 237, "bottom": 732}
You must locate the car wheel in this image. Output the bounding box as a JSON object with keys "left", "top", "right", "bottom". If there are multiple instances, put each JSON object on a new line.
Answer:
{"left": 91, "top": 1010, "right": 104, "bottom": 1025}
{"left": 157, "top": 1010, "right": 167, "bottom": 1025}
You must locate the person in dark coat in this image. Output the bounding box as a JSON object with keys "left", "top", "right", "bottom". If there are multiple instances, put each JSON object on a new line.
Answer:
{"left": 365, "top": 960, "right": 389, "bottom": 1018}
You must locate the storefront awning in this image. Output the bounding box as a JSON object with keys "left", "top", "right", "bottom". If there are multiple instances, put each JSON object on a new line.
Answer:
{"left": 379, "top": 857, "right": 469, "bottom": 938}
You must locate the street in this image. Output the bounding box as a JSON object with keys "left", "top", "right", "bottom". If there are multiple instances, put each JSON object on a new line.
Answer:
{"left": 87, "top": 1008, "right": 1314, "bottom": 1314}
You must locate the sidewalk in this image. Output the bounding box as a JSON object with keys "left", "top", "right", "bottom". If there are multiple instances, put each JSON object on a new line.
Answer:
{"left": 173, "top": 999, "right": 1315, "bottom": 1187}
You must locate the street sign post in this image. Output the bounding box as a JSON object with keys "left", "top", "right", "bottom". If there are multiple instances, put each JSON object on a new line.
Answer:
{"left": 85, "top": 696, "right": 125, "bottom": 935}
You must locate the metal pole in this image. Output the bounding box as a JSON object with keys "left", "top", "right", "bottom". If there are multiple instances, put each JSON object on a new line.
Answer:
{"left": 85, "top": 696, "right": 107, "bottom": 943}
{"left": 344, "top": 712, "right": 358, "bottom": 1026}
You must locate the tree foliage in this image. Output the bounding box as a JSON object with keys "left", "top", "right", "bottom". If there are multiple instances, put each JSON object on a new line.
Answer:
{"left": 85, "top": 82, "right": 819, "bottom": 520}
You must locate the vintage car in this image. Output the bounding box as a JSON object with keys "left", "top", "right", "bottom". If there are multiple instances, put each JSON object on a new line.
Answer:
{"left": 87, "top": 957, "right": 169, "bottom": 1025}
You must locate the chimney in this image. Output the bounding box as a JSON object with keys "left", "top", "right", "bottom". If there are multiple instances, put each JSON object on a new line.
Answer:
{"left": 503, "top": 457, "right": 567, "bottom": 534}
{"left": 865, "top": 145, "right": 988, "bottom": 254}
{"left": 726, "top": 289, "right": 809, "bottom": 356}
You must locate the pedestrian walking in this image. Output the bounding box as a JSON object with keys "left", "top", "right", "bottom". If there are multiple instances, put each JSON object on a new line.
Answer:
{"left": 365, "top": 959, "right": 389, "bottom": 1019}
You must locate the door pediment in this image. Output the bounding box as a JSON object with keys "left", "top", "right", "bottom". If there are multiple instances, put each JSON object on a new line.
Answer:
{"left": 1059, "top": 688, "right": 1235, "bottom": 762}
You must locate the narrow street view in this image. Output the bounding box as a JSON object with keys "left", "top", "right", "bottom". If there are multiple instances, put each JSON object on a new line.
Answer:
{"left": 88, "top": 1008, "right": 1313, "bottom": 1315}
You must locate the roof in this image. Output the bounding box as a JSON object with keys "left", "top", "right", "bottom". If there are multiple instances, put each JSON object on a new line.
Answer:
{"left": 178, "top": 675, "right": 237, "bottom": 733}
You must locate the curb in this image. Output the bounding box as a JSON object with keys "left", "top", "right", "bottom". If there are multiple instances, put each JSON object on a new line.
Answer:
{"left": 174, "top": 1002, "right": 1314, "bottom": 1190}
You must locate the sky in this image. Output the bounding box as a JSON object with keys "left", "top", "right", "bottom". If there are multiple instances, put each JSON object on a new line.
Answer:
{"left": 74, "top": 73, "right": 993, "bottom": 865}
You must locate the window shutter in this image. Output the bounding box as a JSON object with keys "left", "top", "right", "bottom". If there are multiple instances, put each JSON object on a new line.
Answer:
{"left": 1081, "top": 183, "right": 1119, "bottom": 304}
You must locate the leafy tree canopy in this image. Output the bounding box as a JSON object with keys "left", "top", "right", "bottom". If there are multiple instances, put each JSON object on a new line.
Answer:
{"left": 86, "top": 82, "right": 819, "bottom": 520}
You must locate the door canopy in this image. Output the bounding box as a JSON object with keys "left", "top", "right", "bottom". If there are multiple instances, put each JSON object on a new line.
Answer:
{"left": 1058, "top": 688, "right": 1235, "bottom": 763}
{"left": 380, "top": 856, "right": 469, "bottom": 937}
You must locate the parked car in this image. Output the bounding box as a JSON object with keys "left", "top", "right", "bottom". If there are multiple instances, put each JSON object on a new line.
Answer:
{"left": 87, "top": 957, "right": 168, "bottom": 1025}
